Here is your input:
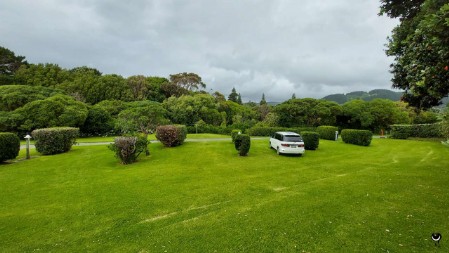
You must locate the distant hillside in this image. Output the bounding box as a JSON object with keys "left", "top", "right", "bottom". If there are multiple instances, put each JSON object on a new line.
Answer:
{"left": 322, "top": 89, "right": 403, "bottom": 104}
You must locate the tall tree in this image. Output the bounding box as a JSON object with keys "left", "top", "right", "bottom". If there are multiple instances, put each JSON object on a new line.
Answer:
{"left": 260, "top": 93, "right": 267, "bottom": 105}
{"left": 379, "top": 0, "right": 425, "bottom": 20}
{"left": 212, "top": 91, "right": 226, "bottom": 103}
{"left": 237, "top": 93, "right": 242, "bottom": 105}
{"left": 169, "top": 72, "right": 206, "bottom": 91}
{"left": 381, "top": 0, "right": 449, "bottom": 109}
{"left": 163, "top": 94, "right": 222, "bottom": 126}
{"left": 0, "top": 46, "right": 28, "bottom": 85}
{"left": 228, "top": 87, "right": 239, "bottom": 103}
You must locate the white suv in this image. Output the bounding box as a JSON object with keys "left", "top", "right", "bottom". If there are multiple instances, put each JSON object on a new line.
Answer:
{"left": 270, "top": 131, "right": 305, "bottom": 156}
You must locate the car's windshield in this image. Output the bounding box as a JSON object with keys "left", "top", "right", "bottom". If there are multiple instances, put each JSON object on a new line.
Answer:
{"left": 284, "top": 135, "right": 302, "bottom": 142}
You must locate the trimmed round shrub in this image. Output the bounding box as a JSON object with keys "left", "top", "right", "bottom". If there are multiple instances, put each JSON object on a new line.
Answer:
{"left": 234, "top": 134, "right": 251, "bottom": 156}
{"left": 301, "top": 131, "right": 320, "bottom": 150}
{"left": 108, "top": 135, "right": 148, "bottom": 164}
{"left": 317, "top": 126, "right": 339, "bottom": 140}
{"left": 0, "top": 132, "right": 20, "bottom": 162}
{"left": 156, "top": 125, "right": 187, "bottom": 147}
{"left": 341, "top": 129, "right": 373, "bottom": 146}
{"left": 31, "top": 127, "right": 79, "bottom": 155}
{"left": 231, "top": 129, "right": 242, "bottom": 143}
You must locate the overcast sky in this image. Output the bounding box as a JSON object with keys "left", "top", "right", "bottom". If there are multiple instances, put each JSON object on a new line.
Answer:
{"left": 0, "top": 0, "right": 399, "bottom": 102}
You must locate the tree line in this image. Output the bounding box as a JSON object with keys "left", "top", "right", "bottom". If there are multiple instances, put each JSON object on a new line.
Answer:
{"left": 0, "top": 45, "right": 446, "bottom": 137}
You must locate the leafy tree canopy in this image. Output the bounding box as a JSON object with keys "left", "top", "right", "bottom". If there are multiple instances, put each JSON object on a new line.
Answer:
{"left": 274, "top": 98, "right": 341, "bottom": 127}
{"left": 11, "top": 94, "right": 88, "bottom": 132}
{"left": 382, "top": 0, "right": 449, "bottom": 109}
{"left": 116, "top": 101, "right": 168, "bottom": 135}
{"left": 0, "top": 85, "right": 63, "bottom": 111}
{"left": 0, "top": 46, "right": 28, "bottom": 85}
{"left": 169, "top": 72, "right": 206, "bottom": 91}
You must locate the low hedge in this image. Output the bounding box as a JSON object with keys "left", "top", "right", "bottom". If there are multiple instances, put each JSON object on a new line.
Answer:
{"left": 341, "top": 129, "right": 373, "bottom": 146}
{"left": 31, "top": 127, "right": 79, "bottom": 155}
{"left": 317, "top": 126, "right": 338, "bottom": 140}
{"left": 0, "top": 132, "right": 20, "bottom": 162}
{"left": 234, "top": 134, "right": 251, "bottom": 156}
{"left": 390, "top": 123, "right": 444, "bottom": 139}
{"left": 247, "top": 126, "right": 316, "bottom": 137}
{"left": 156, "top": 125, "right": 187, "bottom": 147}
{"left": 108, "top": 135, "right": 148, "bottom": 164}
{"left": 301, "top": 131, "right": 320, "bottom": 150}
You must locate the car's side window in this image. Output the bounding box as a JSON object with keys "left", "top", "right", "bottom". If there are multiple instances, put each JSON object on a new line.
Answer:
{"left": 277, "top": 134, "right": 282, "bottom": 141}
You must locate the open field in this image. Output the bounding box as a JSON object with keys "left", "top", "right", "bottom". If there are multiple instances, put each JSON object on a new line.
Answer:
{"left": 2, "top": 136, "right": 449, "bottom": 252}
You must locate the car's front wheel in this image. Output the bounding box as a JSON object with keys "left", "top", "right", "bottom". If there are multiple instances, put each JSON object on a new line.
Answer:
{"left": 276, "top": 147, "right": 281, "bottom": 155}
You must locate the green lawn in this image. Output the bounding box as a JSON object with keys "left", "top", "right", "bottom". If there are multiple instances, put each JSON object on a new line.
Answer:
{"left": 2, "top": 137, "right": 449, "bottom": 252}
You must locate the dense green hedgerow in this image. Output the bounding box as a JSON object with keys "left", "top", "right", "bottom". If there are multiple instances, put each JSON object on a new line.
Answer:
{"left": 31, "top": 127, "right": 79, "bottom": 155}
{"left": 301, "top": 131, "right": 320, "bottom": 150}
{"left": 108, "top": 135, "right": 148, "bottom": 164}
{"left": 317, "top": 126, "right": 338, "bottom": 140}
{"left": 231, "top": 129, "right": 242, "bottom": 143}
{"left": 234, "top": 134, "right": 251, "bottom": 156}
{"left": 390, "top": 123, "right": 444, "bottom": 139}
{"left": 187, "top": 124, "right": 234, "bottom": 135}
{"left": 341, "top": 129, "right": 373, "bottom": 146}
{"left": 0, "top": 132, "right": 20, "bottom": 162}
{"left": 156, "top": 125, "right": 187, "bottom": 147}
{"left": 247, "top": 127, "right": 316, "bottom": 137}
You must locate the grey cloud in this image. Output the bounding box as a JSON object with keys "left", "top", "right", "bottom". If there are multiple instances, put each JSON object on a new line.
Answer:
{"left": 0, "top": 0, "right": 398, "bottom": 102}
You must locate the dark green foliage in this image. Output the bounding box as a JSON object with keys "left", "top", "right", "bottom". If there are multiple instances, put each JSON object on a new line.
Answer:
{"left": 247, "top": 126, "right": 316, "bottom": 137}
{"left": 156, "top": 125, "right": 187, "bottom": 147}
{"left": 15, "top": 63, "right": 69, "bottom": 88}
{"left": 0, "top": 85, "right": 63, "bottom": 111}
{"left": 274, "top": 98, "right": 341, "bottom": 127}
{"left": 0, "top": 132, "right": 20, "bottom": 162}
{"left": 301, "top": 131, "right": 320, "bottom": 150}
{"left": 231, "top": 129, "right": 242, "bottom": 143}
{"left": 31, "top": 127, "right": 79, "bottom": 155}
{"left": 341, "top": 129, "right": 373, "bottom": 146}
{"left": 382, "top": 1, "right": 449, "bottom": 108}
{"left": 228, "top": 87, "right": 239, "bottom": 103}
{"left": 390, "top": 124, "right": 444, "bottom": 139}
{"left": 163, "top": 94, "right": 223, "bottom": 126}
{"left": 0, "top": 46, "right": 28, "bottom": 85}
{"left": 379, "top": 0, "right": 424, "bottom": 20}
{"left": 108, "top": 135, "right": 148, "bottom": 164}
{"left": 186, "top": 124, "right": 233, "bottom": 135}
{"left": 11, "top": 94, "right": 88, "bottom": 132}
{"left": 317, "top": 126, "right": 339, "bottom": 140}
{"left": 234, "top": 134, "right": 251, "bottom": 156}
{"left": 115, "top": 101, "right": 168, "bottom": 135}
{"left": 80, "top": 107, "right": 115, "bottom": 136}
